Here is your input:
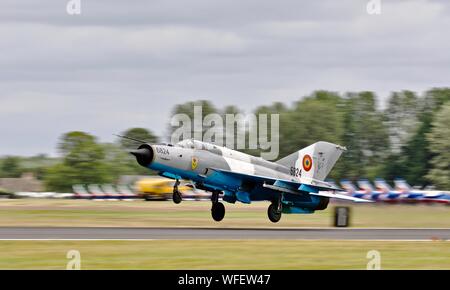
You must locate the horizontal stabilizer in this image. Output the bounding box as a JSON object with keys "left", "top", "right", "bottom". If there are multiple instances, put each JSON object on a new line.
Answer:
{"left": 299, "top": 178, "right": 344, "bottom": 191}
{"left": 310, "top": 191, "right": 373, "bottom": 203}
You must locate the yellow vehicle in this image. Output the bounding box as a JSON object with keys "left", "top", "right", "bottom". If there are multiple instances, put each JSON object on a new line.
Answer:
{"left": 135, "top": 178, "right": 190, "bottom": 200}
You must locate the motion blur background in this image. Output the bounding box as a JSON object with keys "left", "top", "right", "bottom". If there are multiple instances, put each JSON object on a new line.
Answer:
{"left": 0, "top": 1, "right": 449, "bottom": 193}
{"left": 0, "top": 0, "right": 449, "bottom": 270}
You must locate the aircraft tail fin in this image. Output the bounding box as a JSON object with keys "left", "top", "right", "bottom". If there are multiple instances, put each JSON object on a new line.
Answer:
{"left": 374, "top": 178, "right": 393, "bottom": 193}
{"left": 276, "top": 141, "right": 346, "bottom": 181}
{"left": 340, "top": 179, "right": 358, "bottom": 193}
{"left": 357, "top": 179, "right": 376, "bottom": 193}
{"left": 394, "top": 178, "right": 411, "bottom": 192}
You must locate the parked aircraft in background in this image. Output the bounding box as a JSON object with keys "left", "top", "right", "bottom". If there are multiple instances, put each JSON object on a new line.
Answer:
{"left": 87, "top": 184, "right": 107, "bottom": 200}
{"left": 14, "top": 192, "right": 73, "bottom": 199}
{"left": 339, "top": 179, "right": 370, "bottom": 200}
{"left": 394, "top": 178, "right": 450, "bottom": 204}
{"left": 338, "top": 178, "right": 449, "bottom": 205}
{"left": 116, "top": 184, "right": 138, "bottom": 200}
{"left": 101, "top": 184, "right": 122, "bottom": 200}
{"left": 374, "top": 178, "right": 421, "bottom": 202}
{"left": 72, "top": 184, "right": 92, "bottom": 199}
{"left": 72, "top": 184, "right": 138, "bottom": 200}
{"left": 358, "top": 179, "right": 402, "bottom": 202}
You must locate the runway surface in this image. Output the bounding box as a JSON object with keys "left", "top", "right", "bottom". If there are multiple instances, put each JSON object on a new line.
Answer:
{"left": 0, "top": 227, "right": 449, "bottom": 240}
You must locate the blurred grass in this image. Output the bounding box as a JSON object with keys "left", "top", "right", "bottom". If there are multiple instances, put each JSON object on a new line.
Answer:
{"left": 0, "top": 240, "right": 448, "bottom": 269}
{"left": 0, "top": 199, "right": 449, "bottom": 228}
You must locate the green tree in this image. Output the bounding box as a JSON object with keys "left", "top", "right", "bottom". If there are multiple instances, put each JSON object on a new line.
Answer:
{"left": 103, "top": 142, "right": 148, "bottom": 179}
{"left": 44, "top": 132, "right": 112, "bottom": 192}
{"left": 20, "top": 154, "right": 59, "bottom": 180}
{"left": 0, "top": 156, "right": 22, "bottom": 178}
{"left": 396, "top": 112, "right": 433, "bottom": 186}
{"left": 276, "top": 91, "right": 345, "bottom": 178}
{"left": 422, "top": 88, "right": 450, "bottom": 113}
{"left": 385, "top": 91, "right": 420, "bottom": 153}
{"left": 339, "top": 92, "right": 389, "bottom": 180}
{"left": 426, "top": 102, "right": 450, "bottom": 188}
{"left": 281, "top": 91, "right": 343, "bottom": 158}
{"left": 388, "top": 88, "right": 450, "bottom": 186}
{"left": 118, "top": 128, "right": 158, "bottom": 149}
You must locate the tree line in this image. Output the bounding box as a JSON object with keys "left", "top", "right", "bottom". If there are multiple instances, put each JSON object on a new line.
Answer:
{"left": 1, "top": 88, "right": 449, "bottom": 192}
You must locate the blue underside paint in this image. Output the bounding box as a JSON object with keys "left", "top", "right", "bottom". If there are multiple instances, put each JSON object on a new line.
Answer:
{"left": 148, "top": 162, "right": 326, "bottom": 214}
{"left": 299, "top": 184, "right": 319, "bottom": 193}
{"left": 273, "top": 180, "right": 295, "bottom": 189}
{"left": 386, "top": 193, "right": 401, "bottom": 199}
{"left": 282, "top": 206, "right": 314, "bottom": 214}
{"left": 406, "top": 193, "right": 423, "bottom": 199}
{"left": 223, "top": 190, "right": 237, "bottom": 203}
{"left": 236, "top": 191, "right": 251, "bottom": 204}
{"left": 151, "top": 162, "right": 198, "bottom": 181}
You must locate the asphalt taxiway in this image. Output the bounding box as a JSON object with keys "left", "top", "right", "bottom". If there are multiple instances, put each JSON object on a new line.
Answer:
{"left": 0, "top": 227, "right": 448, "bottom": 240}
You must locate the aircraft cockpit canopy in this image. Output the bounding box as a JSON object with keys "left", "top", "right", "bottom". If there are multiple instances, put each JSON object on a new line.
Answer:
{"left": 175, "top": 139, "right": 221, "bottom": 153}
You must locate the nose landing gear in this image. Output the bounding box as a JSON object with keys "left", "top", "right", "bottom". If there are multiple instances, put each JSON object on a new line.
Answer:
{"left": 172, "top": 179, "right": 182, "bottom": 204}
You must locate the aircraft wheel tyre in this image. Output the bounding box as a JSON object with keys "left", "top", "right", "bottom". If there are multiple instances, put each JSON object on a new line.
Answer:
{"left": 172, "top": 180, "right": 182, "bottom": 204}
{"left": 172, "top": 190, "right": 182, "bottom": 204}
{"left": 267, "top": 203, "right": 282, "bottom": 223}
{"left": 211, "top": 202, "right": 225, "bottom": 222}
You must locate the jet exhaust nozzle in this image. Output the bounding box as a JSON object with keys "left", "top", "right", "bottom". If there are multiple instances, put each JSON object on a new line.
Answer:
{"left": 130, "top": 144, "right": 154, "bottom": 167}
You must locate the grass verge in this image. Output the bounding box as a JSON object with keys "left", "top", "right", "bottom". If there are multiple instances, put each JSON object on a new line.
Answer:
{"left": 0, "top": 199, "right": 449, "bottom": 228}
{"left": 0, "top": 240, "right": 448, "bottom": 269}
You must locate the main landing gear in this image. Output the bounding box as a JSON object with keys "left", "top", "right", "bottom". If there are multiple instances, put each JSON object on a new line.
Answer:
{"left": 267, "top": 198, "right": 282, "bottom": 223}
{"left": 211, "top": 190, "right": 225, "bottom": 222}
{"left": 172, "top": 179, "right": 182, "bottom": 204}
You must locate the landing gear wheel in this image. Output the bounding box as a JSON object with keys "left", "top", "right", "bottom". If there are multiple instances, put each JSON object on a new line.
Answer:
{"left": 268, "top": 203, "right": 282, "bottom": 223}
{"left": 211, "top": 202, "right": 225, "bottom": 222}
{"left": 172, "top": 179, "right": 182, "bottom": 204}
{"left": 172, "top": 190, "right": 182, "bottom": 204}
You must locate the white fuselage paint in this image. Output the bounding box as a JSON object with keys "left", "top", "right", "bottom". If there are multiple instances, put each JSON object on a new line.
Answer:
{"left": 223, "top": 157, "right": 255, "bottom": 175}
{"left": 220, "top": 147, "right": 252, "bottom": 163}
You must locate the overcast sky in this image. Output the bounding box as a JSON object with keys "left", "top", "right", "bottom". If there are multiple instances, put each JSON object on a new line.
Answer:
{"left": 0, "top": 0, "right": 449, "bottom": 156}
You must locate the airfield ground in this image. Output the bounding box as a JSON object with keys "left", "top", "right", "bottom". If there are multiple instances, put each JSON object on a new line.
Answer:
{"left": 0, "top": 240, "right": 448, "bottom": 269}
{"left": 0, "top": 199, "right": 449, "bottom": 228}
{"left": 0, "top": 199, "right": 448, "bottom": 269}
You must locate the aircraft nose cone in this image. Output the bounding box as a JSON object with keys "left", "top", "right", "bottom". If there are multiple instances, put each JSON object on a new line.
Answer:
{"left": 129, "top": 147, "right": 153, "bottom": 167}
{"left": 129, "top": 148, "right": 148, "bottom": 157}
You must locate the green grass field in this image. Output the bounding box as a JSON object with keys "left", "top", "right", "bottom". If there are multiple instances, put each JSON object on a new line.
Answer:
{"left": 0, "top": 199, "right": 448, "bottom": 269}
{"left": 0, "top": 240, "right": 448, "bottom": 269}
{"left": 0, "top": 199, "right": 449, "bottom": 228}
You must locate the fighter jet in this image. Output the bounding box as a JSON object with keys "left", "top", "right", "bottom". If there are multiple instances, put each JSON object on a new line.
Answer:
{"left": 374, "top": 178, "right": 421, "bottom": 203}
{"left": 357, "top": 179, "right": 400, "bottom": 202}
{"left": 340, "top": 179, "right": 371, "bottom": 200}
{"left": 394, "top": 178, "right": 450, "bottom": 205}
{"left": 129, "top": 138, "right": 371, "bottom": 222}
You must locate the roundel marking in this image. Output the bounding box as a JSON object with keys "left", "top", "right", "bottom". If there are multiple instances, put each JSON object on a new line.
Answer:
{"left": 302, "top": 154, "right": 312, "bottom": 172}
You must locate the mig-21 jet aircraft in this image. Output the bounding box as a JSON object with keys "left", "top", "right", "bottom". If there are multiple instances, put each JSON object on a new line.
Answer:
{"left": 128, "top": 138, "right": 371, "bottom": 222}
